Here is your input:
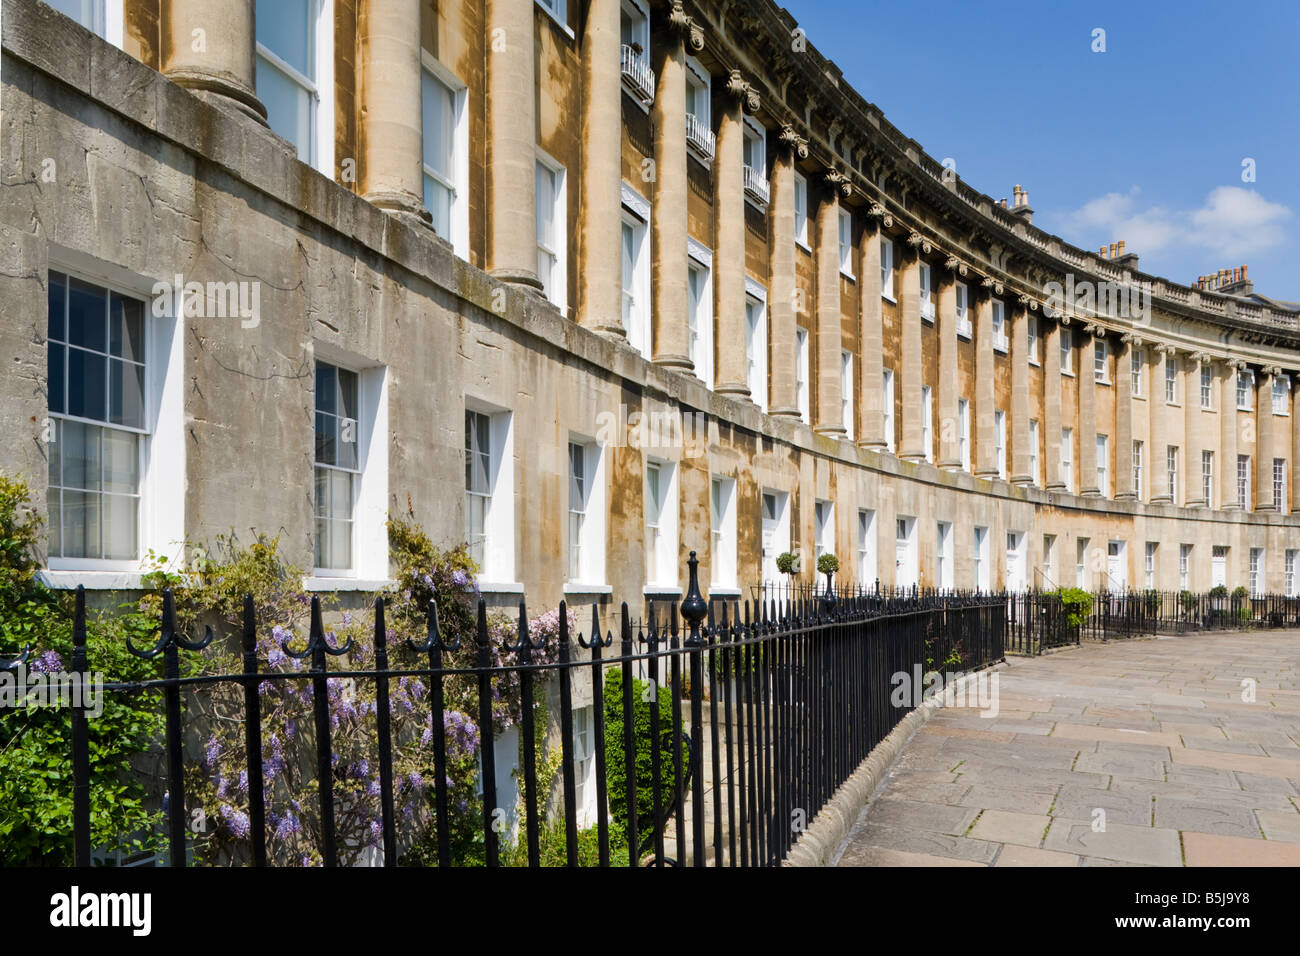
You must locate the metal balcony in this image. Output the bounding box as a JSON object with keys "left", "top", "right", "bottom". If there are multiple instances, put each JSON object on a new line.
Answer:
{"left": 685, "top": 113, "right": 715, "bottom": 161}
{"left": 743, "top": 164, "right": 769, "bottom": 206}
{"left": 620, "top": 44, "right": 655, "bottom": 104}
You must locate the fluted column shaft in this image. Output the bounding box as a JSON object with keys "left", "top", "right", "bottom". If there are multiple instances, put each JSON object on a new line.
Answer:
{"left": 162, "top": 0, "right": 265, "bottom": 121}
{"left": 713, "top": 99, "right": 749, "bottom": 397}
{"left": 857, "top": 223, "right": 885, "bottom": 447}
{"left": 1221, "top": 362, "right": 1240, "bottom": 509}
{"left": 1115, "top": 339, "right": 1135, "bottom": 499}
{"left": 1185, "top": 357, "right": 1204, "bottom": 505}
{"left": 1006, "top": 300, "right": 1028, "bottom": 481}
{"left": 1044, "top": 320, "right": 1063, "bottom": 489}
{"left": 899, "top": 252, "right": 925, "bottom": 461}
{"left": 768, "top": 149, "right": 799, "bottom": 417}
{"left": 578, "top": 0, "right": 624, "bottom": 335}
{"left": 1256, "top": 372, "right": 1277, "bottom": 511}
{"left": 1079, "top": 329, "right": 1098, "bottom": 494}
{"left": 1292, "top": 375, "right": 1300, "bottom": 513}
{"left": 651, "top": 35, "right": 691, "bottom": 368}
{"left": 814, "top": 187, "right": 844, "bottom": 435}
{"left": 486, "top": 0, "right": 540, "bottom": 288}
{"left": 358, "top": 0, "right": 426, "bottom": 221}
{"left": 1150, "top": 348, "right": 1171, "bottom": 502}
{"left": 936, "top": 274, "right": 959, "bottom": 468}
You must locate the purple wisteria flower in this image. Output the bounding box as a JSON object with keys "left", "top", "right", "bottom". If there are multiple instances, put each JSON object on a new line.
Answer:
{"left": 31, "top": 650, "right": 64, "bottom": 673}
{"left": 451, "top": 569, "right": 469, "bottom": 589}
{"left": 219, "top": 804, "right": 251, "bottom": 839}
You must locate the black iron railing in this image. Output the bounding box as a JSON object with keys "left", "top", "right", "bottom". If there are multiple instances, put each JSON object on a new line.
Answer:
{"left": 38, "top": 556, "right": 1007, "bottom": 868}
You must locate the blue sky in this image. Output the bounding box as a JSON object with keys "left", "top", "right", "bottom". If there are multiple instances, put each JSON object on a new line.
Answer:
{"left": 786, "top": 0, "right": 1300, "bottom": 301}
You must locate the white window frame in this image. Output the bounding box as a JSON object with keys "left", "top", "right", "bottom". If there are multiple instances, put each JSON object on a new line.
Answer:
{"left": 1249, "top": 548, "right": 1263, "bottom": 597}
{"left": 994, "top": 409, "right": 1007, "bottom": 479}
{"left": 880, "top": 238, "right": 895, "bottom": 302}
{"left": 1237, "top": 369, "right": 1255, "bottom": 410}
{"left": 935, "top": 521, "right": 954, "bottom": 590}
{"left": 684, "top": 55, "right": 712, "bottom": 164}
{"left": 1094, "top": 339, "right": 1108, "bottom": 383}
{"left": 793, "top": 173, "right": 810, "bottom": 250}
{"left": 644, "top": 458, "right": 679, "bottom": 589}
{"left": 1238, "top": 454, "right": 1252, "bottom": 511}
{"left": 1133, "top": 440, "right": 1144, "bottom": 500}
{"left": 1076, "top": 537, "right": 1089, "bottom": 589}
{"left": 857, "top": 509, "right": 877, "bottom": 590}
{"left": 1061, "top": 427, "right": 1073, "bottom": 492}
{"left": 895, "top": 515, "right": 918, "bottom": 589}
{"left": 1274, "top": 457, "right": 1288, "bottom": 514}
{"left": 760, "top": 490, "right": 791, "bottom": 590}
{"left": 1273, "top": 376, "right": 1291, "bottom": 416}
{"left": 464, "top": 399, "right": 516, "bottom": 587}
{"left": 741, "top": 116, "right": 768, "bottom": 212}
{"left": 919, "top": 262, "right": 934, "bottom": 323}
{"left": 1182, "top": 544, "right": 1194, "bottom": 591}
{"left": 794, "top": 326, "right": 809, "bottom": 423}
{"left": 44, "top": 263, "right": 184, "bottom": 577}
{"left": 1200, "top": 363, "right": 1214, "bottom": 410}
{"left": 1131, "top": 348, "right": 1143, "bottom": 396}
{"left": 566, "top": 437, "right": 607, "bottom": 588}
{"left": 709, "top": 475, "right": 738, "bottom": 589}
{"left": 957, "top": 397, "right": 970, "bottom": 471}
{"left": 838, "top": 210, "right": 854, "bottom": 278}
{"left": 1167, "top": 445, "right": 1179, "bottom": 504}
{"left": 46, "top": 0, "right": 124, "bottom": 46}
{"left": 1005, "top": 531, "right": 1026, "bottom": 592}
{"left": 687, "top": 239, "right": 714, "bottom": 387}
{"left": 537, "top": 151, "right": 569, "bottom": 311}
{"left": 814, "top": 500, "right": 835, "bottom": 563}
{"left": 956, "top": 283, "right": 971, "bottom": 338}
{"left": 1029, "top": 419, "right": 1040, "bottom": 485}
{"left": 1060, "top": 327, "right": 1073, "bottom": 376}
{"left": 1165, "top": 360, "right": 1178, "bottom": 404}
{"left": 882, "top": 368, "right": 896, "bottom": 452}
{"left": 1286, "top": 550, "right": 1298, "bottom": 597}
{"left": 620, "top": 183, "right": 651, "bottom": 359}
{"left": 1027, "top": 315, "right": 1039, "bottom": 366}
{"left": 421, "top": 53, "right": 470, "bottom": 260}
{"left": 1144, "top": 542, "right": 1157, "bottom": 590}
{"left": 973, "top": 526, "right": 990, "bottom": 591}
{"left": 313, "top": 356, "right": 388, "bottom": 580}
{"left": 1096, "top": 434, "right": 1108, "bottom": 496}
{"left": 746, "top": 284, "right": 769, "bottom": 412}
{"left": 255, "top": 0, "right": 334, "bottom": 176}
{"left": 991, "top": 300, "right": 1007, "bottom": 352}
{"left": 841, "top": 350, "right": 854, "bottom": 440}
{"left": 921, "top": 385, "right": 934, "bottom": 463}
{"left": 1202, "top": 450, "right": 1214, "bottom": 507}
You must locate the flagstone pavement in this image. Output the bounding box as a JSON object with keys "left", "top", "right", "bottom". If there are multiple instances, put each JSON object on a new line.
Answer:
{"left": 834, "top": 629, "right": 1300, "bottom": 867}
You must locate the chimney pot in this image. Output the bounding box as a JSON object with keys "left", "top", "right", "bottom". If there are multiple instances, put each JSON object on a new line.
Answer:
{"left": 1109, "top": 242, "right": 1118, "bottom": 258}
{"left": 1242, "top": 264, "right": 1248, "bottom": 280}
{"left": 1117, "top": 240, "right": 1125, "bottom": 255}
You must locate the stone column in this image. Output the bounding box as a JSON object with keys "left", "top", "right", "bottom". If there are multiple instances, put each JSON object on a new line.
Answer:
{"left": 1007, "top": 296, "right": 1029, "bottom": 483}
{"left": 1079, "top": 327, "right": 1098, "bottom": 495}
{"left": 650, "top": 28, "right": 691, "bottom": 369}
{"left": 813, "top": 176, "right": 846, "bottom": 436}
{"left": 1185, "top": 353, "right": 1206, "bottom": 506}
{"left": 1221, "top": 360, "right": 1242, "bottom": 509}
{"left": 936, "top": 262, "right": 960, "bottom": 468}
{"left": 1150, "top": 346, "right": 1172, "bottom": 502}
{"left": 1044, "top": 317, "right": 1064, "bottom": 490}
{"left": 1115, "top": 335, "right": 1138, "bottom": 499}
{"left": 486, "top": 0, "right": 540, "bottom": 288}
{"left": 1256, "top": 369, "right": 1278, "bottom": 511}
{"left": 767, "top": 131, "right": 803, "bottom": 418}
{"left": 161, "top": 0, "right": 266, "bottom": 122}
{"left": 857, "top": 217, "right": 885, "bottom": 448}
{"left": 358, "top": 0, "right": 428, "bottom": 223}
{"left": 899, "top": 243, "right": 925, "bottom": 462}
{"left": 577, "top": 0, "right": 624, "bottom": 335}
{"left": 713, "top": 79, "right": 751, "bottom": 398}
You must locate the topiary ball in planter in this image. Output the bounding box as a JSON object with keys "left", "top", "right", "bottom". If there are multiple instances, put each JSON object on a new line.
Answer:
{"left": 775, "top": 551, "right": 800, "bottom": 576}
{"left": 816, "top": 553, "right": 840, "bottom": 575}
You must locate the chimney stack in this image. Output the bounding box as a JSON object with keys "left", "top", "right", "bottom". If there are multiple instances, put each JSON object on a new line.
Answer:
{"left": 1009, "top": 184, "right": 1033, "bottom": 223}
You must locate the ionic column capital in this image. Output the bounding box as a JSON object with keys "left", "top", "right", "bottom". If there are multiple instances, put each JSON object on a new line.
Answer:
{"left": 777, "top": 124, "right": 809, "bottom": 159}
{"left": 725, "top": 70, "right": 760, "bottom": 112}
{"left": 821, "top": 167, "right": 852, "bottom": 199}
{"left": 906, "top": 231, "right": 932, "bottom": 255}
{"left": 667, "top": 1, "right": 705, "bottom": 51}
{"left": 867, "top": 202, "right": 893, "bottom": 229}
{"left": 943, "top": 255, "right": 968, "bottom": 277}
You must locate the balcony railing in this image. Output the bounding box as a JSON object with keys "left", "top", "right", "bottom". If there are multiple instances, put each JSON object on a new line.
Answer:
{"left": 742, "top": 164, "right": 769, "bottom": 205}
{"left": 685, "top": 113, "right": 715, "bottom": 161}
{"left": 620, "top": 44, "right": 654, "bottom": 104}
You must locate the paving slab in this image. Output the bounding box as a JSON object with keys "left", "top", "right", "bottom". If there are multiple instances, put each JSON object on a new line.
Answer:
{"left": 833, "top": 629, "right": 1300, "bottom": 867}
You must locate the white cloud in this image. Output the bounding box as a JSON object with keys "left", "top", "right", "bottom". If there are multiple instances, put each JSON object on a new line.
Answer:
{"left": 1060, "top": 186, "right": 1290, "bottom": 262}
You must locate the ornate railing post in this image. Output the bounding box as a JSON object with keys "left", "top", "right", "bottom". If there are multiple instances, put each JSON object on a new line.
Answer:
{"left": 680, "top": 551, "right": 708, "bottom": 866}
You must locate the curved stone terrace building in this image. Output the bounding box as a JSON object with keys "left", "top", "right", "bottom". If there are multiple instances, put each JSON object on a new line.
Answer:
{"left": 3, "top": 0, "right": 1299, "bottom": 611}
